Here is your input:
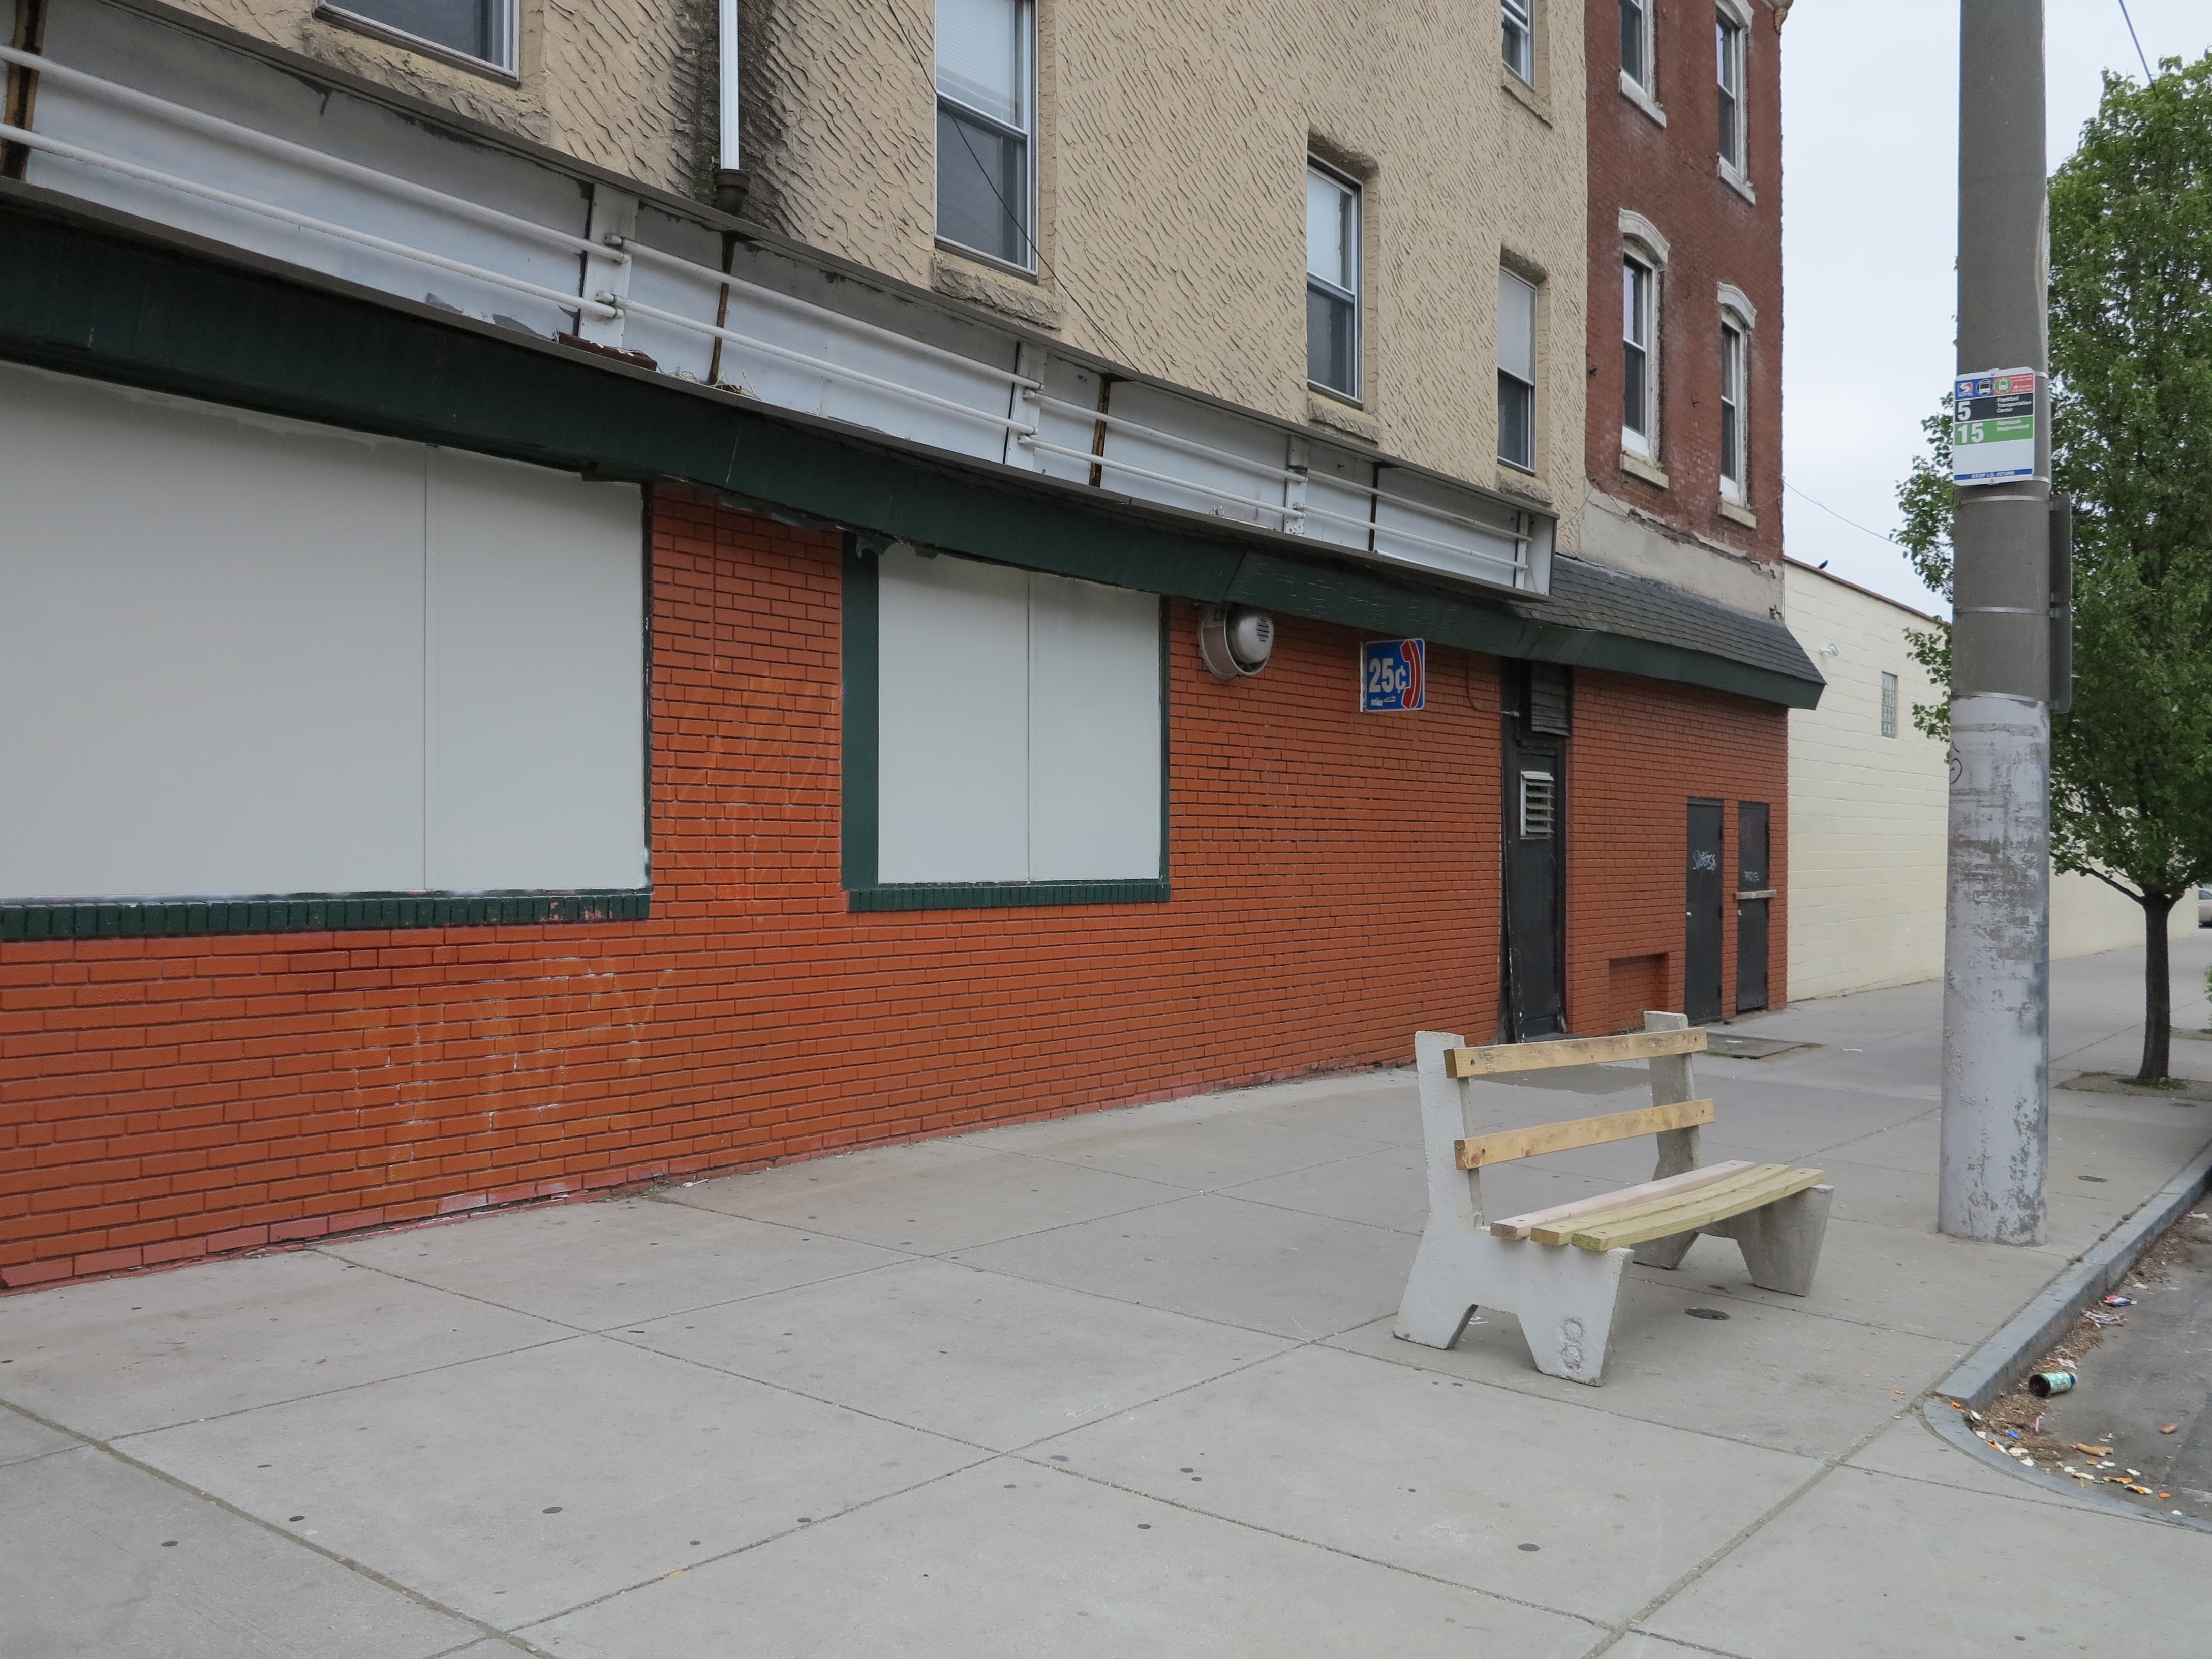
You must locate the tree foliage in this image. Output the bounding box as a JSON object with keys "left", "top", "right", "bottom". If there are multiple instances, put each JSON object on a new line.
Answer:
{"left": 1894, "top": 57, "right": 2212, "bottom": 1076}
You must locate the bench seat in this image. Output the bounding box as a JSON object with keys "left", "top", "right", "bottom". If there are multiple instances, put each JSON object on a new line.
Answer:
{"left": 1509, "top": 1162, "right": 1826, "bottom": 1251}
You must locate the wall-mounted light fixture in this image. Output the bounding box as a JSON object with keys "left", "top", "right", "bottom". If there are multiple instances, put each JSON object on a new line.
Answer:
{"left": 1199, "top": 605, "right": 1274, "bottom": 680}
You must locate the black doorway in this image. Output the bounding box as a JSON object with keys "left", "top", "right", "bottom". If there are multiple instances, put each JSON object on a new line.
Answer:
{"left": 1503, "top": 664, "right": 1570, "bottom": 1039}
{"left": 1685, "top": 797, "right": 1725, "bottom": 1025}
{"left": 1736, "top": 801, "right": 1771, "bottom": 1013}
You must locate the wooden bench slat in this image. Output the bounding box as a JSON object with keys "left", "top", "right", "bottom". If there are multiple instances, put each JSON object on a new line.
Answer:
{"left": 1556, "top": 1165, "right": 1827, "bottom": 1251}
{"left": 1454, "top": 1098, "right": 1714, "bottom": 1169}
{"left": 1444, "top": 1028, "right": 1707, "bottom": 1079}
{"left": 1488, "top": 1161, "right": 1758, "bottom": 1240}
{"left": 1529, "top": 1163, "right": 1787, "bottom": 1244}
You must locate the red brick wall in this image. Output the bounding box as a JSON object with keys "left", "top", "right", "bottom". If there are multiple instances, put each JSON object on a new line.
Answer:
{"left": 0, "top": 491, "right": 1786, "bottom": 1288}
{"left": 1584, "top": 0, "right": 1785, "bottom": 560}
{"left": 1564, "top": 668, "right": 1788, "bottom": 1029}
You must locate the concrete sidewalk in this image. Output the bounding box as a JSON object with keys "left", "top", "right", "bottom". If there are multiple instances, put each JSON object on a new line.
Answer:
{"left": 5, "top": 938, "right": 2211, "bottom": 1658}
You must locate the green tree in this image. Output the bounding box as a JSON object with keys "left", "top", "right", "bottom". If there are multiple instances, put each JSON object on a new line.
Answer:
{"left": 1896, "top": 56, "right": 2212, "bottom": 1082}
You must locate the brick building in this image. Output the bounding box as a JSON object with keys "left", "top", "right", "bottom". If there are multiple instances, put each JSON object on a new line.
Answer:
{"left": 0, "top": 0, "right": 1816, "bottom": 1287}
{"left": 1571, "top": 0, "right": 1795, "bottom": 1026}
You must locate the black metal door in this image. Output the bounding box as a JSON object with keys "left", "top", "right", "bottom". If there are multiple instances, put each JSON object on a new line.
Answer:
{"left": 1685, "top": 798, "right": 1725, "bottom": 1025}
{"left": 1505, "top": 733, "right": 1566, "bottom": 1038}
{"left": 1736, "top": 801, "right": 1770, "bottom": 1013}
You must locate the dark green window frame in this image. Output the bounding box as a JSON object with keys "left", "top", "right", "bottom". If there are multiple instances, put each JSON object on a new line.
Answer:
{"left": 0, "top": 890, "right": 650, "bottom": 941}
{"left": 841, "top": 539, "right": 1172, "bottom": 913}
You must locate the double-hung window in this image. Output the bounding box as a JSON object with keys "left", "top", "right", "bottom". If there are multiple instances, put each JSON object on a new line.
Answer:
{"left": 936, "top": 0, "right": 1036, "bottom": 269}
{"left": 1497, "top": 267, "right": 1538, "bottom": 471}
{"left": 1619, "top": 0, "right": 1651, "bottom": 90}
{"left": 326, "top": 0, "right": 513, "bottom": 70}
{"left": 1306, "top": 163, "right": 1360, "bottom": 398}
{"left": 1719, "top": 315, "right": 1747, "bottom": 498}
{"left": 1502, "top": 0, "right": 1534, "bottom": 83}
{"left": 1622, "top": 254, "right": 1657, "bottom": 454}
{"left": 1716, "top": 11, "right": 1747, "bottom": 176}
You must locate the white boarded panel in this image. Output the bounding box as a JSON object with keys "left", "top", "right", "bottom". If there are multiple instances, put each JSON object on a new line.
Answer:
{"left": 876, "top": 550, "right": 1030, "bottom": 883}
{"left": 0, "top": 363, "right": 426, "bottom": 898}
{"left": 428, "top": 452, "right": 647, "bottom": 891}
{"left": 1096, "top": 383, "right": 1290, "bottom": 528}
{"left": 1027, "top": 576, "right": 1162, "bottom": 881}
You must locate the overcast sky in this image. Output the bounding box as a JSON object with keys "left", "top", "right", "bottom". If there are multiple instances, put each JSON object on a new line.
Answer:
{"left": 1779, "top": 0, "right": 2211, "bottom": 613}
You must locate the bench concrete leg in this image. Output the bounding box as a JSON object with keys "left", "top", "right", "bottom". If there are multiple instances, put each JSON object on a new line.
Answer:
{"left": 1393, "top": 1230, "right": 1634, "bottom": 1386}
{"left": 1724, "top": 1184, "right": 1834, "bottom": 1296}
{"left": 1511, "top": 1243, "right": 1634, "bottom": 1385}
{"left": 1630, "top": 1231, "right": 1698, "bottom": 1271}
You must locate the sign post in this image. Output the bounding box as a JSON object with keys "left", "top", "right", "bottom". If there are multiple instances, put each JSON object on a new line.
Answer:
{"left": 1942, "top": 1, "right": 2052, "bottom": 1247}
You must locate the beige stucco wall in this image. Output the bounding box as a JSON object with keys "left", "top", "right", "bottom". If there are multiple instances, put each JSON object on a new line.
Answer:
{"left": 740, "top": 0, "right": 1589, "bottom": 544}
{"left": 146, "top": 0, "right": 715, "bottom": 196}
{"left": 1785, "top": 561, "right": 2187, "bottom": 1002}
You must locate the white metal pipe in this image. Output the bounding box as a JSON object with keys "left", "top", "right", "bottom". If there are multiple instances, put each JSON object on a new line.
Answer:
{"left": 718, "top": 0, "right": 740, "bottom": 170}
{"left": 0, "top": 45, "right": 620, "bottom": 266}
{"left": 615, "top": 293, "right": 1034, "bottom": 433}
{"left": 1035, "top": 395, "right": 1299, "bottom": 485}
{"left": 617, "top": 238, "right": 1039, "bottom": 391}
{"left": 1025, "top": 437, "right": 1296, "bottom": 519}
{"left": 1298, "top": 498, "right": 1527, "bottom": 574}
{"left": 1, "top": 124, "right": 618, "bottom": 319}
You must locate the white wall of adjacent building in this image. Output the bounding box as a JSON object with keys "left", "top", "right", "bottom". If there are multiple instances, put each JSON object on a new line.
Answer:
{"left": 1784, "top": 560, "right": 2191, "bottom": 1002}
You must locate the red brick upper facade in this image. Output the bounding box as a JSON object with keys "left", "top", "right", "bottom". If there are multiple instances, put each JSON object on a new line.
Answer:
{"left": 1584, "top": 0, "right": 1784, "bottom": 566}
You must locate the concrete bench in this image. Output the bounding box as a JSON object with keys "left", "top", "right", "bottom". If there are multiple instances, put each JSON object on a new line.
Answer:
{"left": 1394, "top": 1012, "right": 1834, "bottom": 1385}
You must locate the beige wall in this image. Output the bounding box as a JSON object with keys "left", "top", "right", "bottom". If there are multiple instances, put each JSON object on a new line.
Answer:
{"left": 741, "top": 0, "right": 1589, "bottom": 543}
{"left": 144, "top": 0, "right": 715, "bottom": 196}
{"left": 1785, "top": 562, "right": 2186, "bottom": 1002}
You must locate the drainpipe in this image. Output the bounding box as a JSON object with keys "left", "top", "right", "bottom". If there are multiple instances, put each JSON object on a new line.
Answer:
{"left": 713, "top": 0, "right": 749, "bottom": 216}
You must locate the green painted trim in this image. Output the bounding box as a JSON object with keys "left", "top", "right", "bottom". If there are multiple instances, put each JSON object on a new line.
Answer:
{"left": 841, "top": 537, "right": 881, "bottom": 893}
{"left": 0, "top": 189, "right": 1821, "bottom": 711}
{"left": 0, "top": 890, "right": 650, "bottom": 941}
{"left": 850, "top": 880, "right": 1171, "bottom": 913}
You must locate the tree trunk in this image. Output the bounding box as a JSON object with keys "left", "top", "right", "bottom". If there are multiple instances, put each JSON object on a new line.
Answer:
{"left": 2137, "top": 893, "right": 2178, "bottom": 1081}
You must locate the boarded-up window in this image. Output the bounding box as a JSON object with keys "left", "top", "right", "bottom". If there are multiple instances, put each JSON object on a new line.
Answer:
{"left": 875, "top": 547, "right": 1162, "bottom": 884}
{"left": 0, "top": 364, "right": 646, "bottom": 902}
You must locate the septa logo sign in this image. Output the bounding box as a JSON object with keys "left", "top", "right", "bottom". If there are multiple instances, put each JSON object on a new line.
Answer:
{"left": 1360, "top": 638, "right": 1425, "bottom": 711}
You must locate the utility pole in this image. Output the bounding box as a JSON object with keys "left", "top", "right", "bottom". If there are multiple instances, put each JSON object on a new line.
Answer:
{"left": 1941, "top": 0, "right": 2051, "bottom": 1244}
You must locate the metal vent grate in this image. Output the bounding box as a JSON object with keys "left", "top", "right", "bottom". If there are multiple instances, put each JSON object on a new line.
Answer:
{"left": 1528, "top": 663, "right": 1572, "bottom": 734}
{"left": 1519, "top": 770, "right": 1556, "bottom": 839}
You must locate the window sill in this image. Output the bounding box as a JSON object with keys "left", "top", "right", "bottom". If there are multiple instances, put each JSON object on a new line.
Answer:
{"left": 1619, "top": 448, "right": 1670, "bottom": 489}
{"left": 1717, "top": 161, "right": 1758, "bottom": 205}
{"left": 931, "top": 249, "right": 1062, "bottom": 329}
{"left": 1494, "top": 467, "right": 1551, "bottom": 506}
{"left": 1, "top": 889, "right": 649, "bottom": 941}
{"left": 849, "top": 879, "right": 1170, "bottom": 913}
{"left": 1500, "top": 71, "right": 1552, "bottom": 126}
{"left": 1306, "top": 391, "right": 1380, "bottom": 444}
{"left": 1618, "top": 71, "right": 1667, "bottom": 127}
{"left": 1718, "top": 496, "right": 1758, "bottom": 528}
{"left": 314, "top": 6, "right": 521, "bottom": 84}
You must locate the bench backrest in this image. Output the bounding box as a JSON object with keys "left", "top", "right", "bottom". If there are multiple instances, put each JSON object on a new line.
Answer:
{"left": 1413, "top": 1012, "right": 1709, "bottom": 1227}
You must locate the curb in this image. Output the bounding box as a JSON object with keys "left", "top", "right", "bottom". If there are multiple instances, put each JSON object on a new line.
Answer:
{"left": 1937, "top": 1141, "right": 2212, "bottom": 1410}
{"left": 1918, "top": 1140, "right": 2212, "bottom": 1532}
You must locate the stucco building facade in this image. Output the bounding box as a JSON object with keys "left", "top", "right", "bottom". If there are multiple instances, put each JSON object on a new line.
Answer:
{"left": 1784, "top": 560, "right": 2184, "bottom": 1002}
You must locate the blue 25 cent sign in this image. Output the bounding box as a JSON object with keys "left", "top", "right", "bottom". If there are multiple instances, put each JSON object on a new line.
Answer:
{"left": 1361, "top": 638, "right": 1426, "bottom": 712}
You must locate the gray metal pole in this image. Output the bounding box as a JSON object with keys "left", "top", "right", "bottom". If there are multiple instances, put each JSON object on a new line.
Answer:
{"left": 1942, "top": 0, "right": 2051, "bottom": 1244}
